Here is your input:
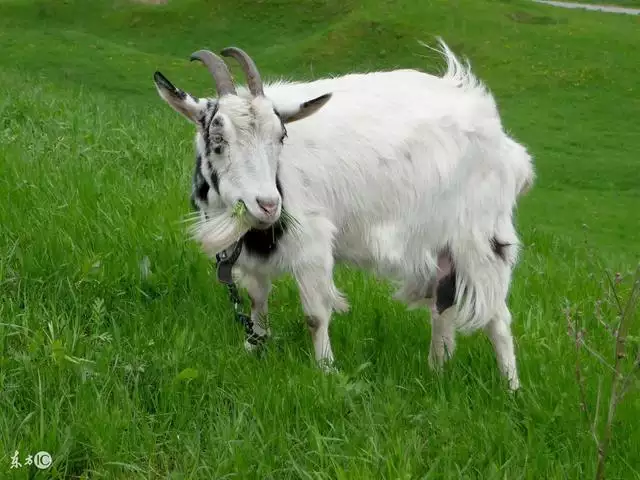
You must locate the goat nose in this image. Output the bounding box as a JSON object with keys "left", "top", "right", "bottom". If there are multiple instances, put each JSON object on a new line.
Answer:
{"left": 256, "top": 196, "right": 280, "bottom": 216}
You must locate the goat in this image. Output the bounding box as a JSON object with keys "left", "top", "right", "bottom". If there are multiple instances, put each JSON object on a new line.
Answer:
{"left": 153, "top": 39, "right": 534, "bottom": 390}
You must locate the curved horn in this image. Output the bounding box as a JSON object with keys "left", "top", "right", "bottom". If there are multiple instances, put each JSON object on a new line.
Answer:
{"left": 190, "top": 49, "right": 236, "bottom": 97}
{"left": 220, "top": 47, "right": 264, "bottom": 97}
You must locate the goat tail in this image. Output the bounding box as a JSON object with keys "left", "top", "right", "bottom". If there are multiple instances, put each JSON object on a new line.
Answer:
{"left": 418, "top": 37, "right": 485, "bottom": 93}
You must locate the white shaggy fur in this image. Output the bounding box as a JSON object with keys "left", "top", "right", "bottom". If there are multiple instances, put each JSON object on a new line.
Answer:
{"left": 155, "top": 39, "right": 534, "bottom": 390}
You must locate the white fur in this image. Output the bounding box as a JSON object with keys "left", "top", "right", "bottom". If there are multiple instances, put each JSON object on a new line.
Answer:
{"left": 189, "top": 205, "right": 251, "bottom": 256}
{"left": 156, "top": 39, "right": 534, "bottom": 390}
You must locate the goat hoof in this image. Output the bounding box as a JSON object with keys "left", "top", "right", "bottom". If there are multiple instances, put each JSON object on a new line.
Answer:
{"left": 244, "top": 333, "right": 268, "bottom": 353}
{"left": 428, "top": 352, "right": 444, "bottom": 372}
{"left": 508, "top": 377, "right": 521, "bottom": 392}
{"left": 318, "top": 359, "right": 338, "bottom": 374}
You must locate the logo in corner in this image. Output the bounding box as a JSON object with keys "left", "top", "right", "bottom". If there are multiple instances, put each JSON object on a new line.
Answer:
{"left": 33, "top": 451, "right": 52, "bottom": 470}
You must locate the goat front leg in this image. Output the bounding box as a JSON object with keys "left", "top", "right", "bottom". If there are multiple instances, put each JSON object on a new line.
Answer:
{"left": 485, "top": 302, "right": 520, "bottom": 391}
{"left": 428, "top": 301, "right": 456, "bottom": 370}
{"left": 238, "top": 273, "right": 272, "bottom": 352}
{"left": 294, "top": 260, "right": 344, "bottom": 371}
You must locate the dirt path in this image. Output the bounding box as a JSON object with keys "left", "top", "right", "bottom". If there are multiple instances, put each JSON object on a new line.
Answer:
{"left": 533, "top": 0, "right": 640, "bottom": 15}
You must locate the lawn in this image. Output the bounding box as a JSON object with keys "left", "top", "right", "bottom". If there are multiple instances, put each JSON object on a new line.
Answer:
{"left": 1, "top": 0, "right": 639, "bottom": 478}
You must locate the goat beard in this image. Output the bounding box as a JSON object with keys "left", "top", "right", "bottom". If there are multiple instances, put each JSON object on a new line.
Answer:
{"left": 188, "top": 206, "right": 251, "bottom": 256}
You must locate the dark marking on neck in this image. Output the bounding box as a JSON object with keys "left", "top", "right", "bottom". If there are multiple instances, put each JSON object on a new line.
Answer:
{"left": 242, "top": 173, "right": 288, "bottom": 259}
{"left": 242, "top": 221, "right": 287, "bottom": 260}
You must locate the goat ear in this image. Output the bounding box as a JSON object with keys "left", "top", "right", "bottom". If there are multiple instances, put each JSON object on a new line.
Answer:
{"left": 154, "top": 71, "right": 205, "bottom": 125}
{"left": 279, "top": 93, "right": 332, "bottom": 124}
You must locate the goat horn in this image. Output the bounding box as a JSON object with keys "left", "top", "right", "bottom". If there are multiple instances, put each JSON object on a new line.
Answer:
{"left": 190, "top": 49, "right": 237, "bottom": 97}
{"left": 220, "top": 47, "right": 264, "bottom": 97}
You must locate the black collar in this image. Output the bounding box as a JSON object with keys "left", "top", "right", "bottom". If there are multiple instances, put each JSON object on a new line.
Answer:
{"left": 215, "top": 240, "right": 244, "bottom": 284}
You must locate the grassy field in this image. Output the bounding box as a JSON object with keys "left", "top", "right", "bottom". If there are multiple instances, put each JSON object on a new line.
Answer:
{"left": 1, "top": 0, "right": 639, "bottom": 478}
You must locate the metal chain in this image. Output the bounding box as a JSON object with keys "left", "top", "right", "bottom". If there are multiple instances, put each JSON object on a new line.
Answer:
{"left": 215, "top": 243, "right": 268, "bottom": 347}
{"left": 224, "top": 282, "right": 253, "bottom": 334}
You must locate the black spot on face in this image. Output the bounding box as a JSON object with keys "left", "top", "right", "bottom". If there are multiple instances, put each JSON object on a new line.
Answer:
{"left": 201, "top": 102, "right": 219, "bottom": 157}
{"left": 490, "top": 237, "right": 510, "bottom": 262}
{"left": 194, "top": 178, "right": 209, "bottom": 207}
{"left": 191, "top": 154, "right": 209, "bottom": 210}
{"left": 199, "top": 101, "right": 216, "bottom": 129}
{"left": 436, "top": 269, "right": 456, "bottom": 314}
{"left": 210, "top": 167, "right": 220, "bottom": 195}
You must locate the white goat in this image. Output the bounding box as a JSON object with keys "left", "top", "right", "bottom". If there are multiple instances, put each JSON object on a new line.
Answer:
{"left": 154, "top": 39, "right": 534, "bottom": 390}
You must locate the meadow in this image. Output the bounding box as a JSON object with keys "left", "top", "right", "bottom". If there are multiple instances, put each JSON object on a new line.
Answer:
{"left": 1, "top": 0, "right": 639, "bottom": 478}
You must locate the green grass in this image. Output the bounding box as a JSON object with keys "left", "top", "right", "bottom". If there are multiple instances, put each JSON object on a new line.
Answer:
{"left": 1, "top": 0, "right": 639, "bottom": 478}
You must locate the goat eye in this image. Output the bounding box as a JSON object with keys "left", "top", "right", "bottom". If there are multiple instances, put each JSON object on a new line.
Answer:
{"left": 212, "top": 134, "right": 223, "bottom": 144}
{"left": 213, "top": 145, "right": 223, "bottom": 155}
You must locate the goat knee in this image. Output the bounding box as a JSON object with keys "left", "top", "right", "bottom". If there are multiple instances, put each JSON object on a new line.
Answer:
{"left": 295, "top": 263, "right": 337, "bottom": 367}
